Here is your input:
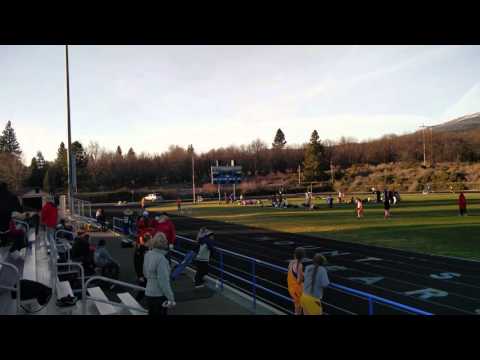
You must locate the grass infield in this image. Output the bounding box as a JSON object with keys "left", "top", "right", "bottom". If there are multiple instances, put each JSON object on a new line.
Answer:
{"left": 148, "top": 193, "right": 480, "bottom": 261}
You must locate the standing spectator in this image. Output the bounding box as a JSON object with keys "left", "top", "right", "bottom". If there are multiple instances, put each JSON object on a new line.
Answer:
{"left": 458, "top": 192, "right": 467, "bottom": 216}
{"left": 300, "top": 254, "right": 330, "bottom": 315}
{"left": 384, "top": 195, "right": 391, "bottom": 219}
{"left": 154, "top": 213, "right": 176, "bottom": 265}
{"left": 194, "top": 228, "right": 215, "bottom": 288}
{"left": 176, "top": 197, "right": 182, "bottom": 212}
{"left": 41, "top": 197, "right": 58, "bottom": 250}
{"left": 94, "top": 239, "right": 120, "bottom": 281}
{"left": 134, "top": 211, "right": 154, "bottom": 286}
{"left": 143, "top": 232, "right": 175, "bottom": 315}
{"left": 356, "top": 198, "right": 364, "bottom": 218}
{"left": 287, "top": 247, "right": 305, "bottom": 315}
{"left": 376, "top": 190, "right": 381, "bottom": 203}
{"left": 326, "top": 195, "right": 333, "bottom": 209}
{"left": 95, "top": 208, "right": 106, "bottom": 230}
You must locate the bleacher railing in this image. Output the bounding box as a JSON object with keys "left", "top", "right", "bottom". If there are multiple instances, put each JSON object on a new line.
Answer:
{"left": 173, "top": 235, "right": 433, "bottom": 316}
{"left": 82, "top": 276, "right": 147, "bottom": 315}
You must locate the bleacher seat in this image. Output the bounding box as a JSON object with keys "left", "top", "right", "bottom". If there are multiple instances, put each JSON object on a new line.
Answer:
{"left": 117, "top": 292, "right": 146, "bottom": 315}
{"left": 87, "top": 286, "right": 117, "bottom": 315}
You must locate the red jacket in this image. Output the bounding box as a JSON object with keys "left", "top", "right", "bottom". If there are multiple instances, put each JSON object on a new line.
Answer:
{"left": 459, "top": 194, "right": 467, "bottom": 209}
{"left": 154, "top": 219, "right": 176, "bottom": 245}
{"left": 9, "top": 219, "right": 25, "bottom": 237}
{"left": 41, "top": 202, "right": 58, "bottom": 228}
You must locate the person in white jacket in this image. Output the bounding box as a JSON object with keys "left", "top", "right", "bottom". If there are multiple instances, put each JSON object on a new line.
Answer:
{"left": 143, "top": 232, "right": 175, "bottom": 315}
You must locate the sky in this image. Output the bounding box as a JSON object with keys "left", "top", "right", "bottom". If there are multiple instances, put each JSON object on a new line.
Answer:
{"left": 1, "top": 45, "right": 480, "bottom": 163}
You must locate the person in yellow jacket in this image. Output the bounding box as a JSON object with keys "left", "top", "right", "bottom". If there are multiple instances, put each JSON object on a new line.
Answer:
{"left": 287, "top": 247, "right": 306, "bottom": 315}
{"left": 300, "top": 254, "right": 330, "bottom": 315}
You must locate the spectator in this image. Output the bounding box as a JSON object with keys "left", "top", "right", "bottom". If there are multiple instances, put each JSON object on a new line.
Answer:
{"left": 71, "top": 232, "right": 95, "bottom": 274}
{"left": 143, "top": 232, "right": 175, "bottom": 315}
{"left": 384, "top": 196, "right": 391, "bottom": 219}
{"left": 194, "top": 227, "right": 215, "bottom": 288}
{"left": 327, "top": 195, "right": 333, "bottom": 209}
{"left": 154, "top": 213, "right": 176, "bottom": 264}
{"left": 41, "top": 197, "right": 58, "bottom": 249}
{"left": 94, "top": 239, "right": 120, "bottom": 281}
{"left": 0, "top": 183, "right": 23, "bottom": 251}
{"left": 300, "top": 254, "right": 330, "bottom": 315}
{"left": 287, "top": 247, "right": 305, "bottom": 315}
{"left": 376, "top": 190, "right": 381, "bottom": 203}
{"left": 56, "top": 219, "right": 74, "bottom": 241}
{"left": 176, "top": 197, "right": 182, "bottom": 212}
{"left": 458, "top": 192, "right": 467, "bottom": 216}
{"left": 6, "top": 216, "right": 27, "bottom": 258}
{"left": 356, "top": 198, "right": 364, "bottom": 218}
{"left": 95, "top": 208, "right": 106, "bottom": 230}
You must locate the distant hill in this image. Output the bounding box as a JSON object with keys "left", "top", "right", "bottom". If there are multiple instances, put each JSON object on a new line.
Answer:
{"left": 432, "top": 112, "right": 480, "bottom": 133}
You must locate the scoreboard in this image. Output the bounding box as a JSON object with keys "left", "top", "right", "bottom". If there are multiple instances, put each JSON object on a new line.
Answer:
{"left": 211, "top": 165, "right": 242, "bottom": 184}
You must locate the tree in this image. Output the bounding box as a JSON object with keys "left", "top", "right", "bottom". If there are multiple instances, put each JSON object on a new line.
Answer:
{"left": 36, "top": 151, "right": 46, "bottom": 169}
{"left": 72, "top": 141, "right": 88, "bottom": 168}
{"left": 0, "top": 121, "right": 22, "bottom": 156}
{"left": 43, "top": 169, "right": 51, "bottom": 193}
{"left": 303, "top": 130, "right": 327, "bottom": 181}
{"left": 116, "top": 146, "right": 123, "bottom": 158}
{"left": 55, "top": 142, "right": 68, "bottom": 189}
{"left": 272, "top": 128, "right": 287, "bottom": 149}
{"left": 127, "top": 147, "right": 136, "bottom": 159}
{"left": 27, "top": 157, "right": 43, "bottom": 188}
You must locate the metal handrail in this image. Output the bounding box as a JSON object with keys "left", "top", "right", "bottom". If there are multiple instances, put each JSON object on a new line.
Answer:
{"left": 173, "top": 235, "right": 433, "bottom": 315}
{"left": 0, "top": 261, "right": 21, "bottom": 314}
{"left": 82, "top": 276, "right": 147, "bottom": 315}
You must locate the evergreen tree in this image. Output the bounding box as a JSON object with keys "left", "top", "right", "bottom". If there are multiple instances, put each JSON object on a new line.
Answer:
{"left": 0, "top": 121, "right": 22, "bottom": 156}
{"left": 27, "top": 157, "right": 43, "bottom": 188}
{"left": 116, "top": 146, "right": 123, "bottom": 158}
{"left": 72, "top": 141, "right": 88, "bottom": 168}
{"left": 272, "top": 128, "right": 287, "bottom": 149}
{"left": 36, "top": 151, "right": 46, "bottom": 169}
{"left": 43, "top": 169, "right": 51, "bottom": 193}
{"left": 55, "top": 142, "right": 68, "bottom": 188}
{"left": 127, "top": 147, "right": 136, "bottom": 158}
{"left": 303, "top": 130, "right": 327, "bottom": 181}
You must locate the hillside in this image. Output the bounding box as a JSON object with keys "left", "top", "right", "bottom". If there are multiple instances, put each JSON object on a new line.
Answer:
{"left": 432, "top": 112, "right": 480, "bottom": 133}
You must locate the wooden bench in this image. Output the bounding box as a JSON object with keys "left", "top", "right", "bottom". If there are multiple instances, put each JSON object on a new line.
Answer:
{"left": 87, "top": 286, "right": 117, "bottom": 315}
{"left": 117, "top": 292, "right": 147, "bottom": 315}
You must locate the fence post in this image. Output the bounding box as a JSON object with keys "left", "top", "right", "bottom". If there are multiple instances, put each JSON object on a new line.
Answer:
{"left": 252, "top": 260, "right": 256, "bottom": 310}
{"left": 368, "top": 298, "right": 374, "bottom": 315}
{"left": 220, "top": 252, "right": 224, "bottom": 291}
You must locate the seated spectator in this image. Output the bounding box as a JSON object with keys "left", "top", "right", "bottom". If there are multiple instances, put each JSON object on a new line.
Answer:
{"left": 94, "top": 239, "right": 120, "bottom": 281}
{"left": 300, "top": 254, "right": 330, "bottom": 315}
{"left": 143, "top": 232, "right": 175, "bottom": 315}
{"left": 5, "top": 217, "right": 27, "bottom": 258}
{"left": 71, "top": 232, "right": 95, "bottom": 274}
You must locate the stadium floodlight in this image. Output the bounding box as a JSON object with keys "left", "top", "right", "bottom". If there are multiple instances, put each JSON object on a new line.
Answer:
{"left": 65, "top": 45, "right": 74, "bottom": 213}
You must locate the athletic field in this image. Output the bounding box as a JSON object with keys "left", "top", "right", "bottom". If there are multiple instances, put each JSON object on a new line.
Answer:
{"left": 148, "top": 193, "right": 480, "bottom": 261}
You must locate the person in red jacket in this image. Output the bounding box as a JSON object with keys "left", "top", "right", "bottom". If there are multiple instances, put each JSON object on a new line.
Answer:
{"left": 458, "top": 192, "right": 467, "bottom": 216}
{"left": 41, "top": 198, "right": 58, "bottom": 250}
{"left": 153, "top": 213, "right": 176, "bottom": 265}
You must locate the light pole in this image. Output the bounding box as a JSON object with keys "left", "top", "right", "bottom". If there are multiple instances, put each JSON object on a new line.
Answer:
{"left": 65, "top": 45, "right": 74, "bottom": 214}
{"left": 188, "top": 145, "right": 196, "bottom": 204}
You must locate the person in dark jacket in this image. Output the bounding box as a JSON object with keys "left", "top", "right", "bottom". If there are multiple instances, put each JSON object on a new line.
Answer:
{"left": 71, "top": 232, "right": 95, "bottom": 274}
{"left": 0, "top": 182, "right": 25, "bottom": 254}
{"left": 458, "top": 192, "right": 467, "bottom": 216}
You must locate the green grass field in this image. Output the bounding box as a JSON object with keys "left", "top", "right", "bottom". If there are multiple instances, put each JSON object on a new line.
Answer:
{"left": 149, "top": 193, "right": 480, "bottom": 261}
